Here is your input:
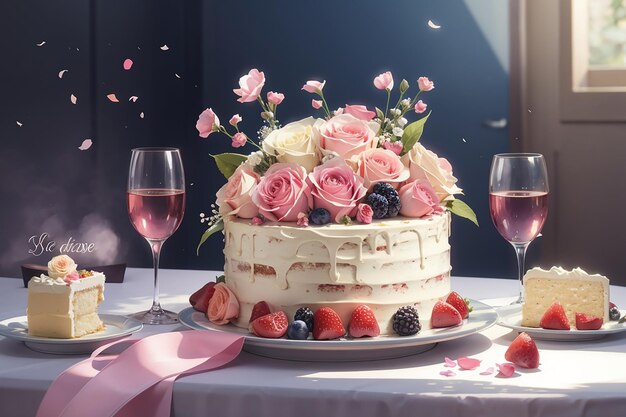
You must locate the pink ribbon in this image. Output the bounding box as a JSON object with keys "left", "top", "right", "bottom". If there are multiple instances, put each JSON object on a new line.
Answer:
{"left": 36, "top": 330, "right": 244, "bottom": 417}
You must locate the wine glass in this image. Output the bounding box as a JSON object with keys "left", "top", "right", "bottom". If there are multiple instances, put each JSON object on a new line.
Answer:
{"left": 489, "top": 153, "right": 549, "bottom": 304}
{"left": 127, "top": 147, "right": 186, "bottom": 324}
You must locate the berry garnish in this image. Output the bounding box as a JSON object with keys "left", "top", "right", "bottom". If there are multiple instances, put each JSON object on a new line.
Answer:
{"left": 392, "top": 306, "right": 421, "bottom": 336}
{"left": 366, "top": 193, "right": 388, "bottom": 219}
{"left": 287, "top": 320, "right": 309, "bottom": 340}
{"left": 609, "top": 306, "right": 621, "bottom": 321}
{"left": 373, "top": 182, "right": 401, "bottom": 218}
{"left": 539, "top": 301, "right": 570, "bottom": 330}
{"left": 445, "top": 291, "right": 472, "bottom": 319}
{"left": 431, "top": 300, "right": 462, "bottom": 328}
{"left": 348, "top": 305, "right": 380, "bottom": 338}
{"left": 372, "top": 182, "right": 395, "bottom": 197}
{"left": 189, "top": 282, "right": 216, "bottom": 313}
{"left": 313, "top": 307, "right": 346, "bottom": 340}
{"left": 385, "top": 192, "right": 401, "bottom": 218}
{"left": 251, "top": 311, "right": 288, "bottom": 338}
{"left": 575, "top": 312, "right": 603, "bottom": 330}
{"left": 505, "top": 332, "right": 540, "bottom": 369}
{"left": 294, "top": 307, "right": 314, "bottom": 331}
{"left": 309, "top": 208, "right": 331, "bottom": 225}
{"left": 248, "top": 301, "right": 272, "bottom": 331}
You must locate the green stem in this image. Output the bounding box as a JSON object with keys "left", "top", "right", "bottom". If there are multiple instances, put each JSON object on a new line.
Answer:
{"left": 318, "top": 91, "right": 332, "bottom": 119}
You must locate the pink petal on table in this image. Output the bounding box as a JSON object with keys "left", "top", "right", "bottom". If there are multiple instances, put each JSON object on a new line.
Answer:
{"left": 480, "top": 367, "right": 495, "bottom": 376}
{"left": 70, "top": 94, "right": 77, "bottom": 104}
{"left": 174, "top": 73, "right": 181, "bottom": 79}
{"left": 123, "top": 58, "right": 133, "bottom": 70}
{"left": 107, "top": 94, "right": 119, "bottom": 103}
{"left": 443, "top": 357, "right": 457, "bottom": 367}
{"left": 16, "top": 121, "right": 23, "bottom": 127}
{"left": 129, "top": 96, "right": 139, "bottom": 102}
{"left": 440, "top": 370, "right": 456, "bottom": 377}
{"left": 58, "top": 70, "right": 68, "bottom": 79}
{"left": 36, "top": 41, "right": 46, "bottom": 47}
{"left": 496, "top": 363, "right": 515, "bottom": 378}
{"left": 78, "top": 139, "right": 93, "bottom": 151}
{"left": 139, "top": 112, "right": 145, "bottom": 119}
{"left": 160, "top": 44, "right": 169, "bottom": 51}
{"left": 428, "top": 20, "right": 441, "bottom": 29}
{"left": 458, "top": 357, "right": 481, "bottom": 370}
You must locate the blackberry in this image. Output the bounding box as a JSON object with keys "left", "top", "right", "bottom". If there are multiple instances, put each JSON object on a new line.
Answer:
{"left": 373, "top": 182, "right": 401, "bottom": 218}
{"left": 392, "top": 306, "right": 421, "bottom": 336}
{"left": 366, "top": 193, "right": 388, "bottom": 219}
{"left": 386, "top": 193, "right": 401, "bottom": 218}
{"left": 609, "top": 306, "right": 621, "bottom": 321}
{"left": 309, "top": 208, "right": 331, "bottom": 225}
{"left": 294, "top": 307, "right": 314, "bottom": 331}
{"left": 372, "top": 182, "right": 395, "bottom": 198}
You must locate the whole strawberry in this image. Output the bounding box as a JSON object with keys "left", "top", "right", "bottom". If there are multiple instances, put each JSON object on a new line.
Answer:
{"left": 348, "top": 305, "right": 380, "bottom": 338}
{"left": 540, "top": 301, "right": 570, "bottom": 330}
{"left": 313, "top": 307, "right": 346, "bottom": 340}
{"left": 505, "top": 332, "right": 540, "bottom": 369}
{"left": 189, "top": 282, "right": 216, "bottom": 313}
{"left": 431, "top": 300, "right": 462, "bottom": 328}
{"left": 445, "top": 291, "right": 472, "bottom": 319}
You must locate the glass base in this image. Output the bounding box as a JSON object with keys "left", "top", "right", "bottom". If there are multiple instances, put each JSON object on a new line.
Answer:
{"left": 130, "top": 308, "right": 179, "bottom": 325}
{"left": 510, "top": 295, "right": 524, "bottom": 305}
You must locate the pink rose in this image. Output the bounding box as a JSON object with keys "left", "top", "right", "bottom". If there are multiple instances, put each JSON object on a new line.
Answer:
{"left": 356, "top": 203, "right": 373, "bottom": 224}
{"left": 196, "top": 108, "right": 220, "bottom": 138}
{"left": 415, "top": 100, "right": 427, "bottom": 114}
{"left": 302, "top": 80, "right": 326, "bottom": 94}
{"left": 373, "top": 71, "right": 394, "bottom": 90}
{"left": 306, "top": 158, "right": 367, "bottom": 223}
{"left": 382, "top": 140, "right": 403, "bottom": 155}
{"left": 216, "top": 164, "right": 260, "bottom": 218}
{"left": 401, "top": 143, "right": 462, "bottom": 201}
{"left": 398, "top": 179, "right": 440, "bottom": 218}
{"left": 312, "top": 99, "right": 323, "bottom": 109}
{"left": 344, "top": 104, "right": 376, "bottom": 122}
{"left": 267, "top": 91, "right": 284, "bottom": 105}
{"left": 48, "top": 255, "right": 78, "bottom": 279}
{"left": 233, "top": 68, "right": 265, "bottom": 103}
{"left": 207, "top": 283, "right": 240, "bottom": 325}
{"left": 355, "top": 148, "right": 410, "bottom": 190}
{"left": 63, "top": 270, "right": 80, "bottom": 284}
{"left": 229, "top": 114, "right": 242, "bottom": 126}
{"left": 417, "top": 76, "right": 435, "bottom": 91}
{"left": 231, "top": 132, "right": 247, "bottom": 148}
{"left": 251, "top": 163, "right": 310, "bottom": 222}
{"left": 319, "top": 114, "right": 379, "bottom": 159}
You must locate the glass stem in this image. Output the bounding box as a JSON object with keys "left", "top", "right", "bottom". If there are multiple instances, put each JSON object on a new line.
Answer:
{"left": 148, "top": 239, "right": 165, "bottom": 314}
{"left": 512, "top": 242, "right": 530, "bottom": 304}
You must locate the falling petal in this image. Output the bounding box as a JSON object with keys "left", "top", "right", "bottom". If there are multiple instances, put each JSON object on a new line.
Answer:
{"left": 16, "top": 121, "right": 23, "bottom": 127}
{"left": 107, "top": 94, "right": 119, "bottom": 103}
{"left": 78, "top": 139, "right": 93, "bottom": 151}
{"left": 123, "top": 58, "right": 133, "bottom": 70}
{"left": 443, "top": 357, "right": 457, "bottom": 368}
{"left": 462, "top": 138, "right": 467, "bottom": 143}
{"left": 160, "top": 44, "right": 169, "bottom": 51}
{"left": 428, "top": 20, "right": 441, "bottom": 29}
{"left": 36, "top": 41, "right": 46, "bottom": 47}
{"left": 174, "top": 73, "right": 181, "bottom": 79}
{"left": 528, "top": 109, "right": 532, "bottom": 113}
{"left": 457, "top": 357, "right": 481, "bottom": 370}
{"left": 58, "top": 70, "right": 68, "bottom": 79}
{"left": 139, "top": 112, "right": 145, "bottom": 118}
{"left": 129, "top": 96, "right": 139, "bottom": 102}
{"left": 480, "top": 367, "right": 495, "bottom": 376}
{"left": 439, "top": 370, "right": 456, "bottom": 377}
{"left": 496, "top": 363, "right": 515, "bottom": 378}
{"left": 70, "top": 94, "right": 77, "bottom": 104}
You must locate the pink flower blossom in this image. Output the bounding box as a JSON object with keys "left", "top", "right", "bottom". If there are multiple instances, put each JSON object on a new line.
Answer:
{"left": 457, "top": 357, "right": 481, "bottom": 370}
{"left": 444, "top": 357, "right": 457, "bottom": 367}
{"left": 344, "top": 104, "right": 376, "bottom": 122}
{"left": 229, "top": 114, "right": 242, "bottom": 126}
{"left": 382, "top": 140, "right": 403, "bottom": 155}
{"left": 356, "top": 203, "right": 373, "bottom": 224}
{"left": 231, "top": 132, "right": 247, "bottom": 148}
{"left": 398, "top": 179, "right": 440, "bottom": 218}
{"left": 207, "top": 283, "right": 240, "bottom": 325}
{"left": 216, "top": 164, "right": 260, "bottom": 219}
{"left": 306, "top": 158, "right": 367, "bottom": 223}
{"left": 63, "top": 271, "right": 80, "bottom": 284}
{"left": 355, "top": 148, "right": 410, "bottom": 191}
{"left": 402, "top": 143, "right": 462, "bottom": 202}
{"left": 319, "top": 114, "right": 378, "bottom": 159}
{"left": 417, "top": 76, "right": 435, "bottom": 91}
{"left": 251, "top": 216, "right": 264, "bottom": 225}
{"left": 251, "top": 163, "right": 311, "bottom": 222}
{"left": 312, "top": 99, "right": 323, "bottom": 109}
{"left": 414, "top": 100, "right": 428, "bottom": 114}
{"left": 196, "top": 108, "right": 220, "bottom": 138}
{"left": 496, "top": 363, "right": 516, "bottom": 378}
{"left": 373, "top": 71, "right": 394, "bottom": 90}
{"left": 267, "top": 91, "right": 285, "bottom": 105}
{"left": 297, "top": 212, "right": 309, "bottom": 227}
{"left": 233, "top": 68, "right": 266, "bottom": 103}
{"left": 302, "top": 80, "right": 326, "bottom": 94}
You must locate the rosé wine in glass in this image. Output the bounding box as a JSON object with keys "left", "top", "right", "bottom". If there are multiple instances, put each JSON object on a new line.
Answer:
{"left": 127, "top": 189, "right": 185, "bottom": 240}
{"left": 489, "top": 190, "right": 548, "bottom": 244}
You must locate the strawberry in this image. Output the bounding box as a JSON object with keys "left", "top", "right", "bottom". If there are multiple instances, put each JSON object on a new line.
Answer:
{"left": 539, "top": 301, "right": 571, "bottom": 330}
{"left": 575, "top": 312, "right": 603, "bottom": 330}
{"left": 189, "top": 282, "right": 216, "bottom": 313}
{"left": 251, "top": 311, "right": 288, "bottom": 338}
{"left": 348, "top": 305, "right": 380, "bottom": 338}
{"left": 313, "top": 307, "right": 346, "bottom": 340}
{"left": 248, "top": 301, "right": 272, "bottom": 332}
{"left": 431, "top": 300, "right": 462, "bottom": 328}
{"left": 505, "top": 332, "right": 540, "bottom": 369}
{"left": 445, "top": 291, "right": 472, "bottom": 319}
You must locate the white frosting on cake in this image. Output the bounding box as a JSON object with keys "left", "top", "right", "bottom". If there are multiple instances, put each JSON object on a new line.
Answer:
{"left": 223, "top": 212, "right": 451, "bottom": 335}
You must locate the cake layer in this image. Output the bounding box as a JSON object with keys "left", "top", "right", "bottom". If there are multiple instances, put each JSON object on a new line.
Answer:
{"left": 522, "top": 267, "right": 609, "bottom": 328}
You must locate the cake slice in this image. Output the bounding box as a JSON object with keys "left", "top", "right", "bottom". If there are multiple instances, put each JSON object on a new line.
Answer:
{"left": 522, "top": 267, "right": 609, "bottom": 328}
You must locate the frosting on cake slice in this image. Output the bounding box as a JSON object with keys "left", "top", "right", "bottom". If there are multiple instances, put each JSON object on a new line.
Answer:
{"left": 522, "top": 267, "right": 609, "bottom": 328}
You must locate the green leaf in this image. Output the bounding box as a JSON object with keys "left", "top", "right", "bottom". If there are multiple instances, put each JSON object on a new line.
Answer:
{"left": 196, "top": 217, "right": 224, "bottom": 255}
{"left": 211, "top": 153, "right": 247, "bottom": 179}
{"left": 445, "top": 199, "right": 479, "bottom": 226}
{"left": 401, "top": 111, "right": 431, "bottom": 155}
{"left": 216, "top": 275, "right": 226, "bottom": 284}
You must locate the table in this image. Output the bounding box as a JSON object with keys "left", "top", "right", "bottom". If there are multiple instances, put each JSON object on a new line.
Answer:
{"left": 1, "top": 268, "right": 626, "bottom": 417}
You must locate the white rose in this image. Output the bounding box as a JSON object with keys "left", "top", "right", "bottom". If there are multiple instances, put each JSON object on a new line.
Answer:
{"left": 401, "top": 143, "right": 463, "bottom": 202}
{"left": 47, "top": 255, "right": 78, "bottom": 279}
{"left": 262, "top": 117, "right": 323, "bottom": 173}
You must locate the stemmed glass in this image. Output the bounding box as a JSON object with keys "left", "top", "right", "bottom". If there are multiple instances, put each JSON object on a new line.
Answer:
{"left": 489, "top": 153, "right": 549, "bottom": 304}
{"left": 127, "top": 148, "right": 186, "bottom": 324}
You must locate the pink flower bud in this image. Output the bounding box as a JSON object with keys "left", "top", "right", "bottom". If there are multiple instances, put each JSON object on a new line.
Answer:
{"left": 373, "top": 71, "right": 394, "bottom": 90}
{"left": 229, "top": 114, "right": 242, "bottom": 126}
{"left": 414, "top": 100, "right": 427, "bottom": 114}
{"left": 267, "top": 91, "right": 285, "bottom": 105}
{"left": 297, "top": 212, "right": 309, "bottom": 227}
{"left": 231, "top": 132, "right": 247, "bottom": 148}
{"left": 251, "top": 216, "right": 264, "bottom": 226}
{"left": 312, "top": 99, "right": 323, "bottom": 109}
{"left": 417, "top": 76, "right": 435, "bottom": 91}
{"left": 356, "top": 203, "right": 373, "bottom": 224}
{"left": 382, "top": 140, "right": 403, "bottom": 155}
{"left": 196, "top": 108, "right": 220, "bottom": 138}
{"left": 302, "top": 80, "right": 326, "bottom": 94}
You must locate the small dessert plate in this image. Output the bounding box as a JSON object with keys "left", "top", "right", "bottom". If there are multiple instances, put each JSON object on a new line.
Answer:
{"left": 496, "top": 305, "right": 626, "bottom": 341}
{"left": 0, "top": 314, "right": 143, "bottom": 354}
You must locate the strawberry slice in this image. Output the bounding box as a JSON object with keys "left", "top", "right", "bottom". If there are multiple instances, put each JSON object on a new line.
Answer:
{"left": 445, "top": 291, "right": 472, "bottom": 319}
{"left": 539, "top": 301, "right": 571, "bottom": 330}
{"left": 251, "top": 311, "right": 288, "bottom": 338}
{"left": 348, "top": 305, "right": 380, "bottom": 338}
{"left": 248, "top": 301, "right": 272, "bottom": 332}
{"left": 431, "top": 300, "right": 462, "bottom": 328}
{"left": 189, "top": 282, "right": 216, "bottom": 313}
{"left": 575, "top": 312, "right": 603, "bottom": 330}
{"left": 505, "top": 332, "right": 540, "bottom": 369}
{"left": 313, "top": 307, "right": 346, "bottom": 340}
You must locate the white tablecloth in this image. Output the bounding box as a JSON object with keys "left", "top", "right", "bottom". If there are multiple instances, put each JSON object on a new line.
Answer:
{"left": 1, "top": 268, "right": 626, "bottom": 417}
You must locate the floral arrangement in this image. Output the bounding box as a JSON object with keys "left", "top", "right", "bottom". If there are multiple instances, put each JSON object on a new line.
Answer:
{"left": 196, "top": 68, "right": 477, "bottom": 252}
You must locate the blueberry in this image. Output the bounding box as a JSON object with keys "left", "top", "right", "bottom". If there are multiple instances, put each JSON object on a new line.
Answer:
{"left": 309, "top": 208, "right": 331, "bottom": 225}
{"left": 287, "top": 320, "right": 309, "bottom": 340}
{"left": 294, "top": 307, "right": 314, "bottom": 330}
{"left": 366, "top": 193, "right": 388, "bottom": 219}
{"left": 609, "top": 306, "right": 621, "bottom": 321}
